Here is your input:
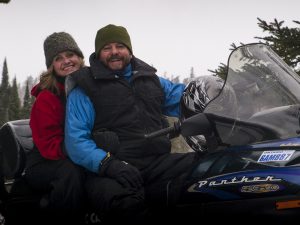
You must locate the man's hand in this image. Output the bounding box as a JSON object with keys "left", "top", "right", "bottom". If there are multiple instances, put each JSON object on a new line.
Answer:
{"left": 99, "top": 153, "right": 143, "bottom": 189}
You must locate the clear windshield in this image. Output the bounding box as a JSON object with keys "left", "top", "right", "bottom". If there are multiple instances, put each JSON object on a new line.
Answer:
{"left": 204, "top": 43, "right": 300, "bottom": 146}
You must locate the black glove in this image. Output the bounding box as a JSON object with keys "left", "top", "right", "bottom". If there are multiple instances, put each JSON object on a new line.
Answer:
{"left": 92, "top": 130, "right": 120, "bottom": 154}
{"left": 99, "top": 153, "right": 143, "bottom": 189}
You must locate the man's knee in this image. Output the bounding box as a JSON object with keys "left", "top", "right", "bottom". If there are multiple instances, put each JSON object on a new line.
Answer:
{"left": 111, "top": 189, "right": 145, "bottom": 211}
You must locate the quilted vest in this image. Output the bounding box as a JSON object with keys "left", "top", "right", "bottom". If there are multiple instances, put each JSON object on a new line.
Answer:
{"left": 71, "top": 55, "right": 171, "bottom": 168}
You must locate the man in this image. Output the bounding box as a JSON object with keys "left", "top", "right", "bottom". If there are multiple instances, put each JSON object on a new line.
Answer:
{"left": 65, "top": 24, "right": 197, "bottom": 223}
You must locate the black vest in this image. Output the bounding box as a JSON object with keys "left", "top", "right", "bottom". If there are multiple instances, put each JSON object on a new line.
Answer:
{"left": 71, "top": 55, "right": 171, "bottom": 169}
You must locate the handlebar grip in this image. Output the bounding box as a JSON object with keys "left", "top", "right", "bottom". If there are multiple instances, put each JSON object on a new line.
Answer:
{"left": 144, "top": 126, "right": 175, "bottom": 139}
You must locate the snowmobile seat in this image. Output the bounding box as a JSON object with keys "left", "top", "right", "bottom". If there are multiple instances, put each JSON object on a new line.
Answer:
{"left": 0, "top": 119, "right": 33, "bottom": 182}
{"left": 0, "top": 119, "right": 46, "bottom": 224}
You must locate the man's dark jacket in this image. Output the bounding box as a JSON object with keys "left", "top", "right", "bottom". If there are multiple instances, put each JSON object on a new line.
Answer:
{"left": 70, "top": 54, "right": 171, "bottom": 169}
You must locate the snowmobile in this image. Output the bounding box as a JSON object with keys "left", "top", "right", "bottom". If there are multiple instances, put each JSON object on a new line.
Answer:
{"left": 146, "top": 43, "right": 300, "bottom": 222}
{"left": 1, "top": 43, "right": 300, "bottom": 224}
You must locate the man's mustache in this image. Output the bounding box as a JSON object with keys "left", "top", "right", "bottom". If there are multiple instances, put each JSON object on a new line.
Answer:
{"left": 108, "top": 55, "right": 123, "bottom": 61}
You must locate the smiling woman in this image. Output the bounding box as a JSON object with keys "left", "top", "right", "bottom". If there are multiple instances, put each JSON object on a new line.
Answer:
{"left": 23, "top": 32, "right": 87, "bottom": 223}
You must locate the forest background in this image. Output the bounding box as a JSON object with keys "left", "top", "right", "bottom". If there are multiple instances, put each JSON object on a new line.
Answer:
{"left": 1, "top": 15, "right": 300, "bottom": 152}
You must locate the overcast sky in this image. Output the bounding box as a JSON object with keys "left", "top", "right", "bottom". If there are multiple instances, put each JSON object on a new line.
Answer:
{"left": 1, "top": 0, "right": 300, "bottom": 84}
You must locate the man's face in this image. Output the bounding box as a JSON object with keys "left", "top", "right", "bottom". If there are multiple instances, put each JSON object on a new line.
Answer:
{"left": 99, "top": 42, "right": 132, "bottom": 71}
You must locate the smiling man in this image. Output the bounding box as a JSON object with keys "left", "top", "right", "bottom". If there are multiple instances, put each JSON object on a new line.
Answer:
{"left": 64, "top": 24, "right": 198, "bottom": 224}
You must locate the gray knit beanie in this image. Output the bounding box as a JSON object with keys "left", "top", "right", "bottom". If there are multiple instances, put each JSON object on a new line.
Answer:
{"left": 44, "top": 32, "right": 84, "bottom": 68}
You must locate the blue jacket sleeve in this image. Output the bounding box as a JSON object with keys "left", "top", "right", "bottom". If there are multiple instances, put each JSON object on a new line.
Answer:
{"left": 65, "top": 87, "right": 107, "bottom": 173}
{"left": 159, "top": 77, "right": 185, "bottom": 117}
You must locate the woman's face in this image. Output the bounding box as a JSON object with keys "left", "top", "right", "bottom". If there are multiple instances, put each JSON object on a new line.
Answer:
{"left": 52, "top": 51, "right": 82, "bottom": 77}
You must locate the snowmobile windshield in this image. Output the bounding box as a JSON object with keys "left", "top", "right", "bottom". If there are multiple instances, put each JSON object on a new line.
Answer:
{"left": 203, "top": 43, "right": 300, "bottom": 146}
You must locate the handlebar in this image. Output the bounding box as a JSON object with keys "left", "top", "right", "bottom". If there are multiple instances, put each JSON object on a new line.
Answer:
{"left": 144, "top": 122, "right": 181, "bottom": 139}
{"left": 144, "top": 126, "right": 175, "bottom": 139}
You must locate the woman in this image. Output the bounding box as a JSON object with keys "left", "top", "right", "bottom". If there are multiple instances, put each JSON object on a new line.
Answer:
{"left": 24, "top": 32, "right": 85, "bottom": 222}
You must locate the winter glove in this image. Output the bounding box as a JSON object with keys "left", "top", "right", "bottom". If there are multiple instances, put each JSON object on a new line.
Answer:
{"left": 99, "top": 153, "right": 143, "bottom": 189}
{"left": 92, "top": 130, "right": 120, "bottom": 154}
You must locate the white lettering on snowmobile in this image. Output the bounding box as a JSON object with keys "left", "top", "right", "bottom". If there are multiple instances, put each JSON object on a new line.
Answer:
{"left": 190, "top": 175, "right": 282, "bottom": 191}
{"left": 258, "top": 150, "right": 295, "bottom": 162}
{"left": 280, "top": 143, "right": 300, "bottom": 146}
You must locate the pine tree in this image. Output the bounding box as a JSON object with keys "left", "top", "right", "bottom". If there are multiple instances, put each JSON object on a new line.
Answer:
{"left": 208, "top": 43, "right": 237, "bottom": 79}
{"left": 8, "top": 77, "right": 21, "bottom": 121}
{"left": 256, "top": 18, "right": 300, "bottom": 74}
{"left": 210, "top": 18, "right": 300, "bottom": 78}
{"left": 190, "top": 67, "right": 195, "bottom": 79}
{"left": 0, "top": 58, "right": 10, "bottom": 126}
{"left": 20, "top": 80, "right": 33, "bottom": 119}
{"left": 0, "top": 0, "right": 10, "bottom": 3}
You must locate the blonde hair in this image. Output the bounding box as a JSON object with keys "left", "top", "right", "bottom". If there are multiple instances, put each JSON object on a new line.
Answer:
{"left": 37, "top": 57, "right": 85, "bottom": 96}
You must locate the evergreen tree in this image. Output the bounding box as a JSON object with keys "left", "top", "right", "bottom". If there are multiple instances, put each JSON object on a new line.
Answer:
{"left": 209, "top": 18, "right": 300, "bottom": 78}
{"left": 0, "top": 58, "right": 10, "bottom": 126}
{"left": 0, "top": 0, "right": 11, "bottom": 3}
{"left": 256, "top": 18, "right": 300, "bottom": 74}
{"left": 208, "top": 43, "right": 238, "bottom": 79}
{"left": 190, "top": 67, "right": 195, "bottom": 79}
{"left": 20, "top": 80, "right": 33, "bottom": 119}
{"left": 8, "top": 77, "right": 21, "bottom": 121}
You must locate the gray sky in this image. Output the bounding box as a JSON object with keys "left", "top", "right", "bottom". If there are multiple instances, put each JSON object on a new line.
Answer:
{"left": 1, "top": 0, "right": 300, "bottom": 84}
